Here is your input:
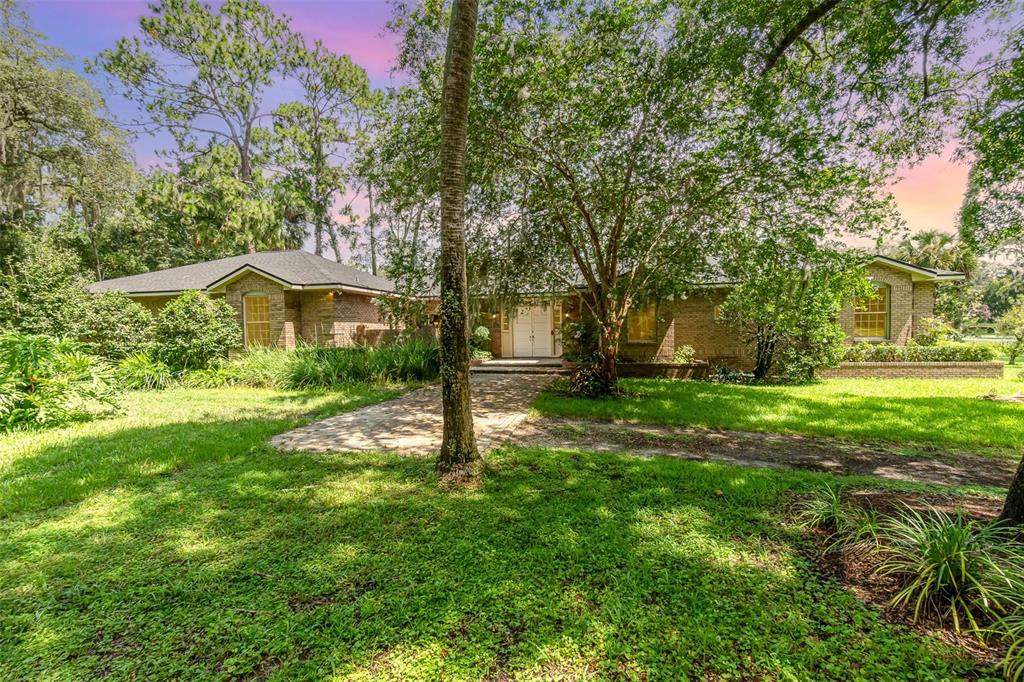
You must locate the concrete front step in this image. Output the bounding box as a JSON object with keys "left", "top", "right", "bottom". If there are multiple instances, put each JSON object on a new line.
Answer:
{"left": 470, "top": 365, "right": 567, "bottom": 375}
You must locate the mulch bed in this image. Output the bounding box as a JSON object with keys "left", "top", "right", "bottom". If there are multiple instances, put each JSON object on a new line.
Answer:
{"left": 800, "top": 489, "right": 1009, "bottom": 669}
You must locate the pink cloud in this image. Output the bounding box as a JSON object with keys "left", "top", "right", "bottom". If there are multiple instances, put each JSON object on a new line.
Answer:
{"left": 888, "top": 147, "right": 971, "bottom": 235}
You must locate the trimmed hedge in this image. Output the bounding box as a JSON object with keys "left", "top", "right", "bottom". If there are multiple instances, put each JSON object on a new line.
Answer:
{"left": 842, "top": 342, "right": 997, "bottom": 363}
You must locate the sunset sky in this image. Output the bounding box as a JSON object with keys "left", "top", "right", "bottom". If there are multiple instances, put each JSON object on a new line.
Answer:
{"left": 25, "top": 0, "right": 974, "bottom": 239}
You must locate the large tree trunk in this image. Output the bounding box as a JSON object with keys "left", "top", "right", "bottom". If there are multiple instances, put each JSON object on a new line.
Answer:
{"left": 1000, "top": 456, "right": 1024, "bottom": 526}
{"left": 435, "top": 0, "right": 479, "bottom": 478}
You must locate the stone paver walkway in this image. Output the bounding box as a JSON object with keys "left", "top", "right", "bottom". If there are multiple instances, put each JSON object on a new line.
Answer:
{"left": 271, "top": 374, "right": 552, "bottom": 455}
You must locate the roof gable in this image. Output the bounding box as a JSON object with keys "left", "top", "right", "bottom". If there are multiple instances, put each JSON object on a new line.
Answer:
{"left": 88, "top": 251, "right": 395, "bottom": 296}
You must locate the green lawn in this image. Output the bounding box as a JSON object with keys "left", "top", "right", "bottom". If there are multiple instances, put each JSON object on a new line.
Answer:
{"left": 534, "top": 368, "right": 1024, "bottom": 456}
{"left": 0, "top": 390, "right": 999, "bottom": 679}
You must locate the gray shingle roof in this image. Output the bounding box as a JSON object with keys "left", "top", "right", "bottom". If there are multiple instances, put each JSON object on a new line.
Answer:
{"left": 88, "top": 251, "right": 395, "bottom": 295}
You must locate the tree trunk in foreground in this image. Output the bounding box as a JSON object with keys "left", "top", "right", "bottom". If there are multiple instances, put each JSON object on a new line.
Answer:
{"left": 1000, "top": 456, "right": 1024, "bottom": 526}
{"left": 435, "top": 0, "right": 479, "bottom": 477}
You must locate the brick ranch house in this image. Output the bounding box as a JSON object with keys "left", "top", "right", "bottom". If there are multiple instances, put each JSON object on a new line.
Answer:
{"left": 88, "top": 251, "right": 396, "bottom": 348}
{"left": 89, "top": 251, "right": 962, "bottom": 365}
{"left": 477, "top": 255, "right": 964, "bottom": 365}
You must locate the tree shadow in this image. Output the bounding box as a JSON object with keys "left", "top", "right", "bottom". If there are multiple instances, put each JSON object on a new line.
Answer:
{"left": 0, "top": 436, "right": 992, "bottom": 680}
{"left": 0, "top": 388, "right": 395, "bottom": 518}
{"left": 536, "top": 380, "right": 1024, "bottom": 453}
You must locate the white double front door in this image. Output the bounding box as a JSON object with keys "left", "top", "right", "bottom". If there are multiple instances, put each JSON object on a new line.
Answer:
{"left": 511, "top": 304, "right": 553, "bottom": 357}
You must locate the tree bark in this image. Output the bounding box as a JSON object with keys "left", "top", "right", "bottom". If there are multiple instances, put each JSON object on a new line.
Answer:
{"left": 435, "top": 0, "right": 479, "bottom": 477}
{"left": 1000, "top": 456, "right": 1024, "bottom": 526}
{"left": 367, "top": 179, "right": 378, "bottom": 275}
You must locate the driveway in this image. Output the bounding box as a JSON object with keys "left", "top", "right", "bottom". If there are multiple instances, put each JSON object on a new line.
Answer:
{"left": 271, "top": 374, "right": 553, "bottom": 455}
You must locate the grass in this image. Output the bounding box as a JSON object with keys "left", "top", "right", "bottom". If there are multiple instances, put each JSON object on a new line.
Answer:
{"left": 534, "top": 368, "right": 1024, "bottom": 456}
{"left": 0, "top": 390, "right": 1002, "bottom": 679}
{"left": 0, "top": 385, "right": 401, "bottom": 518}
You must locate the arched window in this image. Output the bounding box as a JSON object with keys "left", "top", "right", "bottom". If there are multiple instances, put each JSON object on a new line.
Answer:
{"left": 243, "top": 293, "right": 271, "bottom": 347}
{"left": 853, "top": 284, "right": 889, "bottom": 339}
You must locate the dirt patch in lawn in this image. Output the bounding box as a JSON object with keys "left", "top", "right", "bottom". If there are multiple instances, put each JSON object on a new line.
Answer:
{"left": 799, "top": 489, "right": 1008, "bottom": 670}
{"left": 515, "top": 417, "right": 1018, "bottom": 489}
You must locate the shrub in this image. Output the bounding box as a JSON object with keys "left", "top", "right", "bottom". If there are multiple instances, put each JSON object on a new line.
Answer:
{"left": 470, "top": 325, "right": 491, "bottom": 352}
{"left": 178, "top": 363, "right": 243, "bottom": 388}
{"left": 0, "top": 240, "right": 91, "bottom": 338}
{"left": 0, "top": 333, "right": 119, "bottom": 431}
{"left": 561, "top": 319, "right": 600, "bottom": 363}
{"left": 672, "top": 345, "right": 696, "bottom": 364}
{"left": 285, "top": 341, "right": 440, "bottom": 388}
{"left": 153, "top": 291, "right": 241, "bottom": 369}
{"left": 116, "top": 353, "right": 173, "bottom": 390}
{"left": 565, "top": 364, "right": 618, "bottom": 398}
{"left": 77, "top": 292, "right": 153, "bottom": 359}
{"left": 874, "top": 506, "right": 1024, "bottom": 635}
{"left": 913, "top": 317, "right": 955, "bottom": 346}
{"left": 842, "top": 342, "right": 997, "bottom": 363}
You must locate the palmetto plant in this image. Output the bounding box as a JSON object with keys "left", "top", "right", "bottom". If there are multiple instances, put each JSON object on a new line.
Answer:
{"left": 874, "top": 506, "right": 1024, "bottom": 636}
{"left": 0, "top": 333, "right": 119, "bottom": 430}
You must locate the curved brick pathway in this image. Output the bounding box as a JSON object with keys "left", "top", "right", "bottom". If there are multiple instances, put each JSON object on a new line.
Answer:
{"left": 271, "top": 374, "right": 553, "bottom": 455}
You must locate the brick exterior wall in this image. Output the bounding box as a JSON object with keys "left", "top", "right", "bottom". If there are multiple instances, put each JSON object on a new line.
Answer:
{"left": 837, "top": 263, "right": 932, "bottom": 344}
{"left": 128, "top": 273, "right": 393, "bottom": 350}
{"left": 225, "top": 273, "right": 289, "bottom": 348}
{"left": 619, "top": 290, "right": 751, "bottom": 367}
{"left": 818, "top": 362, "right": 1004, "bottom": 379}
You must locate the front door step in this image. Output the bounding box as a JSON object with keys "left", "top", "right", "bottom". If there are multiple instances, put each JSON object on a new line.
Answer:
{"left": 471, "top": 358, "right": 566, "bottom": 375}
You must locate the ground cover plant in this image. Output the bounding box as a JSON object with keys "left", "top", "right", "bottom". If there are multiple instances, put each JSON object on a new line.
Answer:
{"left": 796, "top": 486, "right": 1024, "bottom": 678}
{"left": 0, "top": 388, "right": 1005, "bottom": 679}
{"left": 533, "top": 371, "right": 1024, "bottom": 456}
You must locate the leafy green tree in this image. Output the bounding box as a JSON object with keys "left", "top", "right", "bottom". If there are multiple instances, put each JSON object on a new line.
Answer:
{"left": 997, "top": 300, "right": 1024, "bottom": 364}
{"left": 93, "top": 0, "right": 303, "bottom": 253}
{"left": 152, "top": 291, "right": 241, "bottom": 369}
{"left": 1, "top": 0, "right": 130, "bottom": 258}
{"left": 719, "top": 244, "right": 872, "bottom": 381}
{"left": 0, "top": 240, "right": 90, "bottom": 337}
{"left": 269, "top": 43, "right": 370, "bottom": 260}
{"left": 391, "top": 0, "right": 991, "bottom": 392}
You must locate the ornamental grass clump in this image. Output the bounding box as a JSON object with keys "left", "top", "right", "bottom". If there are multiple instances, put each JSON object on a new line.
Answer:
{"left": 285, "top": 341, "right": 440, "bottom": 388}
{"left": 873, "top": 506, "right": 1024, "bottom": 636}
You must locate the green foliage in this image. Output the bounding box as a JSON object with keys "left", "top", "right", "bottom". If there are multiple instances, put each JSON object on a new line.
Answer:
{"left": 720, "top": 246, "right": 871, "bottom": 381}
{"left": 152, "top": 291, "right": 241, "bottom": 370}
{"left": 563, "top": 365, "right": 618, "bottom": 399}
{"left": 177, "top": 363, "right": 244, "bottom": 389}
{"left": 874, "top": 507, "right": 1024, "bottom": 636}
{"left": 115, "top": 353, "right": 173, "bottom": 391}
{"left": 0, "top": 333, "right": 119, "bottom": 430}
{"left": 285, "top": 342, "right": 440, "bottom": 388}
{"left": 0, "top": 240, "right": 91, "bottom": 337}
{"left": 998, "top": 301, "right": 1024, "bottom": 345}
{"left": 76, "top": 292, "right": 153, "bottom": 359}
{"left": 534, "top": 372, "right": 1024, "bottom": 454}
{"left": 843, "top": 342, "right": 997, "bottom": 363}
{"left": 795, "top": 485, "right": 879, "bottom": 552}
{"left": 672, "top": 345, "right": 696, "bottom": 364}
{"left": 999, "top": 613, "right": 1024, "bottom": 682}
{"left": 914, "top": 317, "right": 956, "bottom": 347}
{"left": 0, "top": 398, "right": 1001, "bottom": 678}
{"left": 560, "top": 319, "right": 600, "bottom": 363}
{"left": 92, "top": 0, "right": 306, "bottom": 252}
{"left": 470, "top": 325, "right": 491, "bottom": 351}
{"left": 0, "top": 0, "right": 131, "bottom": 241}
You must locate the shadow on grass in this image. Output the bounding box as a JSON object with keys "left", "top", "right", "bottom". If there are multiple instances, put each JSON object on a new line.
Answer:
{"left": 0, "top": 388, "right": 398, "bottom": 518}
{"left": 534, "top": 380, "right": 1024, "bottom": 454}
{"left": 0, "top": 431, "right": 992, "bottom": 680}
